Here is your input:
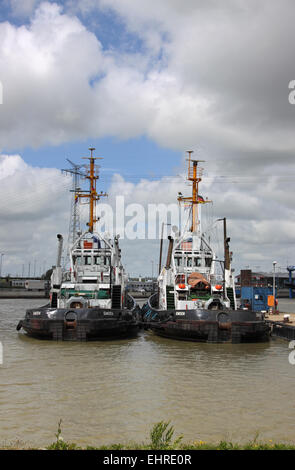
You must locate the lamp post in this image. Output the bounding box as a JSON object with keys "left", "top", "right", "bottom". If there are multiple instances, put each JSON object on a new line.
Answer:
{"left": 273, "top": 261, "right": 277, "bottom": 313}
{"left": 0, "top": 253, "right": 4, "bottom": 278}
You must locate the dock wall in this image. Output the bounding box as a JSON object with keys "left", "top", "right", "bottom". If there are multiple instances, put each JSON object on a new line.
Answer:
{"left": 268, "top": 321, "right": 295, "bottom": 341}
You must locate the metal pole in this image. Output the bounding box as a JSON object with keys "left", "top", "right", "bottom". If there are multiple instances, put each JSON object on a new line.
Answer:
{"left": 192, "top": 161, "right": 197, "bottom": 232}
{"left": 158, "top": 222, "right": 164, "bottom": 275}
{"left": 165, "top": 236, "right": 174, "bottom": 269}
{"left": 273, "top": 261, "right": 277, "bottom": 313}
{"left": 56, "top": 234, "right": 64, "bottom": 268}
{"left": 89, "top": 153, "right": 95, "bottom": 233}
{"left": 289, "top": 268, "right": 292, "bottom": 299}
{"left": 158, "top": 223, "right": 171, "bottom": 275}
{"left": 223, "top": 218, "right": 226, "bottom": 299}
{"left": 0, "top": 254, "right": 4, "bottom": 278}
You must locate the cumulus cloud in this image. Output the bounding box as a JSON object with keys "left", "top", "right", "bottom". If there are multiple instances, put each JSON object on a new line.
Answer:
{"left": 67, "top": 0, "right": 295, "bottom": 156}
{"left": 1, "top": 0, "right": 294, "bottom": 158}
{"left": 0, "top": 153, "right": 71, "bottom": 276}
{"left": 1, "top": 1, "right": 295, "bottom": 275}
{"left": 0, "top": 2, "right": 105, "bottom": 148}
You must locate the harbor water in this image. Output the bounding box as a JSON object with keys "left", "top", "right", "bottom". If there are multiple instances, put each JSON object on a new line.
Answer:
{"left": 1, "top": 298, "right": 295, "bottom": 448}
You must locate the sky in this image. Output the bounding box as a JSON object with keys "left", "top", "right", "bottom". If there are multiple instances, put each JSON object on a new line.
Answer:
{"left": 0, "top": 0, "right": 295, "bottom": 277}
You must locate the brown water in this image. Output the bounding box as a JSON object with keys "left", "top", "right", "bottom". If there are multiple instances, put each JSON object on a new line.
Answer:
{"left": 1, "top": 298, "right": 295, "bottom": 448}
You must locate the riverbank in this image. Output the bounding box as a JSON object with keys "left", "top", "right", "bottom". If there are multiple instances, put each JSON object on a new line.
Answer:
{"left": 2, "top": 420, "right": 295, "bottom": 450}
{"left": 0, "top": 289, "right": 48, "bottom": 299}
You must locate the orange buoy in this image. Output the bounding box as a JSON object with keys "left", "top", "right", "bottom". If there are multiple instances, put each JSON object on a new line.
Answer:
{"left": 215, "top": 284, "right": 223, "bottom": 290}
{"left": 178, "top": 283, "right": 186, "bottom": 289}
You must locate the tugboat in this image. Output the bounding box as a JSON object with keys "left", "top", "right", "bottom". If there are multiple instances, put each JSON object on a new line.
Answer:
{"left": 141, "top": 151, "right": 270, "bottom": 343}
{"left": 17, "top": 148, "right": 140, "bottom": 341}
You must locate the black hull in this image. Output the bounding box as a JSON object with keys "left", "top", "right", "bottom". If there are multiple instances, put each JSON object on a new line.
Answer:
{"left": 17, "top": 300, "right": 140, "bottom": 341}
{"left": 141, "top": 295, "right": 271, "bottom": 344}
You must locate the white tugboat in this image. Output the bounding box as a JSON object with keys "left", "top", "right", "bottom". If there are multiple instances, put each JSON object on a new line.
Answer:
{"left": 17, "top": 148, "right": 139, "bottom": 340}
{"left": 142, "top": 152, "right": 270, "bottom": 343}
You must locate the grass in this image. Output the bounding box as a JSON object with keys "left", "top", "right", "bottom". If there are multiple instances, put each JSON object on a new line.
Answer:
{"left": 42, "top": 420, "right": 295, "bottom": 451}
{"left": 0, "top": 420, "right": 293, "bottom": 450}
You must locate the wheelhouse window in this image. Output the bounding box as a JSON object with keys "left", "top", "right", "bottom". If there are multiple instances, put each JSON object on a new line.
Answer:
{"left": 186, "top": 258, "right": 192, "bottom": 267}
{"left": 174, "top": 256, "right": 183, "bottom": 267}
{"left": 93, "top": 255, "right": 111, "bottom": 267}
{"left": 94, "top": 256, "right": 102, "bottom": 265}
{"left": 84, "top": 256, "right": 92, "bottom": 265}
{"left": 205, "top": 257, "right": 212, "bottom": 267}
{"left": 194, "top": 257, "right": 202, "bottom": 267}
{"left": 73, "top": 256, "right": 82, "bottom": 266}
{"left": 104, "top": 256, "right": 111, "bottom": 266}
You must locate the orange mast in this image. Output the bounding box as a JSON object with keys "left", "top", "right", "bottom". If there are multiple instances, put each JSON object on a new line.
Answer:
{"left": 75, "top": 147, "right": 107, "bottom": 233}
{"left": 178, "top": 150, "right": 211, "bottom": 233}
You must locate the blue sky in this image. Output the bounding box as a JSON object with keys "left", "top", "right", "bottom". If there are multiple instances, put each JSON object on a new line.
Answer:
{"left": 0, "top": 0, "right": 295, "bottom": 276}
{"left": 0, "top": 0, "right": 180, "bottom": 184}
{"left": 14, "top": 137, "right": 181, "bottom": 184}
{"left": 2, "top": 0, "right": 145, "bottom": 51}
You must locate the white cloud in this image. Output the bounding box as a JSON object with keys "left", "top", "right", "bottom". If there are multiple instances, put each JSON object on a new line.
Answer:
{"left": 1, "top": 1, "right": 295, "bottom": 275}
{"left": 1, "top": 0, "right": 295, "bottom": 157}
{"left": 96, "top": 0, "right": 295, "bottom": 154}
{"left": 0, "top": 2, "right": 105, "bottom": 148}
{"left": 0, "top": 153, "right": 71, "bottom": 276}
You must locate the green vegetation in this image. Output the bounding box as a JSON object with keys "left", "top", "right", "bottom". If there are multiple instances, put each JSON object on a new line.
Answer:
{"left": 1, "top": 421, "right": 294, "bottom": 450}
{"left": 149, "top": 421, "right": 183, "bottom": 449}
{"left": 43, "top": 420, "right": 295, "bottom": 451}
{"left": 0, "top": 277, "right": 11, "bottom": 288}
{"left": 47, "top": 419, "right": 79, "bottom": 451}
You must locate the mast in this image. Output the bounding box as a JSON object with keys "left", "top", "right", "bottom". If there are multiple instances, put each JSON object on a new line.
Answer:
{"left": 75, "top": 147, "right": 107, "bottom": 233}
{"left": 178, "top": 150, "right": 211, "bottom": 233}
{"left": 223, "top": 217, "right": 230, "bottom": 271}
{"left": 62, "top": 159, "right": 85, "bottom": 245}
